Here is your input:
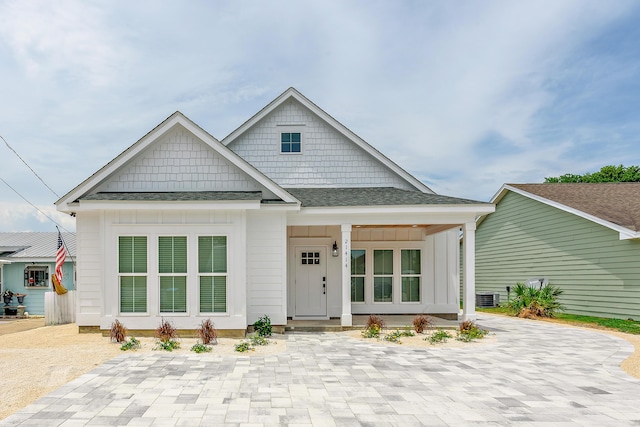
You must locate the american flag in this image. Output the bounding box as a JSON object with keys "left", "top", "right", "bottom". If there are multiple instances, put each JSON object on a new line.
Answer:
{"left": 55, "top": 231, "right": 66, "bottom": 284}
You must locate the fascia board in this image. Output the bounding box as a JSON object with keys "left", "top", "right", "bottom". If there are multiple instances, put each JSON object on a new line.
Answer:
{"left": 504, "top": 184, "right": 637, "bottom": 240}
{"left": 299, "top": 205, "right": 495, "bottom": 216}
{"left": 76, "top": 200, "right": 262, "bottom": 211}
{"left": 221, "top": 88, "right": 433, "bottom": 194}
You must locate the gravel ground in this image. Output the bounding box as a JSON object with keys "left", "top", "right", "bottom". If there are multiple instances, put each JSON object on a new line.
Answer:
{"left": 0, "top": 317, "right": 638, "bottom": 420}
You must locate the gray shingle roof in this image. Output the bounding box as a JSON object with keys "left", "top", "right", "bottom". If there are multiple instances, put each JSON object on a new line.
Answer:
{"left": 509, "top": 183, "right": 640, "bottom": 232}
{"left": 81, "top": 191, "right": 263, "bottom": 202}
{"left": 0, "top": 232, "right": 76, "bottom": 259}
{"left": 286, "top": 187, "right": 488, "bottom": 208}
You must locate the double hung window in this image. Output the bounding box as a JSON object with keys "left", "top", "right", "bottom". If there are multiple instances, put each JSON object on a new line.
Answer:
{"left": 350, "top": 250, "right": 366, "bottom": 302}
{"left": 119, "top": 236, "right": 147, "bottom": 313}
{"left": 373, "top": 250, "right": 393, "bottom": 302}
{"left": 401, "top": 249, "right": 421, "bottom": 302}
{"left": 198, "top": 236, "right": 227, "bottom": 313}
{"left": 159, "top": 236, "right": 187, "bottom": 313}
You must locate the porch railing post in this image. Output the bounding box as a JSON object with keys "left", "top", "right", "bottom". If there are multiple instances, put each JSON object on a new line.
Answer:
{"left": 340, "top": 224, "right": 352, "bottom": 326}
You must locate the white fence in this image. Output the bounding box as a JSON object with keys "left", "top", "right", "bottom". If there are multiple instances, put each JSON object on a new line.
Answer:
{"left": 44, "top": 291, "right": 76, "bottom": 325}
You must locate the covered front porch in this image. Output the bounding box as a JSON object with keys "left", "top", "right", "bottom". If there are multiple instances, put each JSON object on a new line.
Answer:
{"left": 286, "top": 220, "right": 480, "bottom": 327}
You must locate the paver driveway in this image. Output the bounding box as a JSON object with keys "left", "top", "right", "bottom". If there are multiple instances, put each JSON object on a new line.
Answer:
{"left": 3, "top": 314, "right": 640, "bottom": 426}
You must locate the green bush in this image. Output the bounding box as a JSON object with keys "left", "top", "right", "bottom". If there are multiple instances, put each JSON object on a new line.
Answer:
{"left": 427, "top": 329, "right": 452, "bottom": 344}
{"left": 508, "top": 282, "right": 564, "bottom": 318}
{"left": 361, "top": 324, "right": 381, "bottom": 338}
{"left": 253, "top": 315, "right": 272, "bottom": 337}
{"left": 249, "top": 333, "right": 269, "bottom": 346}
{"left": 383, "top": 328, "right": 415, "bottom": 344}
{"left": 191, "top": 343, "right": 212, "bottom": 353}
{"left": 120, "top": 337, "right": 140, "bottom": 351}
{"left": 234, "top": 341, "right": 254, "bottom": 352}
{"left": 456, "top": 321, "right": 489, "bottom": 342}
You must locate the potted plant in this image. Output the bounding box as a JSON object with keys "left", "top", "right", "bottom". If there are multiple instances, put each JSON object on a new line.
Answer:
{"left": 15, "top": 293, "right": 26, "bottom": 305}
{"left": 2, "top": 290, "right": 13, "bottom": 306}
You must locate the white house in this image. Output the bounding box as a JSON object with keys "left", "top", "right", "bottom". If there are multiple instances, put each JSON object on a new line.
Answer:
{"left": 55, "top": 88, "right": 493, "bottom": 334}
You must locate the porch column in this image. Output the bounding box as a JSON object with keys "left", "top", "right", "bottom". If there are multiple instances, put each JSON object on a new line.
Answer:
{"left": 340, "top": 224, "right": 352, "bottom": 326}
{"left": 462, "top": 222, "right": 477, "bottom": 321}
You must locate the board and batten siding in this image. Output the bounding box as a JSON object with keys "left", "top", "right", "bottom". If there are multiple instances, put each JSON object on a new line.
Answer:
{"left": 246, "top": 211, "right": 287, "bottom": 325}
{"left": 475, "top": 190, "right": 640, "bottom": 319}
{"left": 76, "top": 211, "right": 102, "bottom": 326}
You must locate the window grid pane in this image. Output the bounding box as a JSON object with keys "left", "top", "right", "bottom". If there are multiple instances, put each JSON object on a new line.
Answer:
{"left": 159, "top": 236, "right": 187, "bottom": 274}
{"left": 351, "top": 277, "right": 365, "bottom": 302}
{"left": 119, "top": 236, "right": 147, "bottom": 273}
{"left": 198, "top": 236, "right": 227, "bottom": 273}
{"left": 401, "top": 249, "right": 421, "bottom": 274}
{"left": 120, "top": 276, "right": 147, "bottom": 313}
{"left": 402, "top": 277, "right": 420, "bottom": 302}
{"left": 374, "top": 250, "right": 393, "bottom": 275}
{"left": 374, "top": 277, "right": 393, "bottom": 302}
{"left": 160, "top": 276, "right": 187, "bottom": 313}
{"left": 200, "top": 276, "right": 227, "bottom": 313}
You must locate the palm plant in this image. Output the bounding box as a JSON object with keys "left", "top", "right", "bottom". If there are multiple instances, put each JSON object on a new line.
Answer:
{"left": 508, "top": 282, "right": 564, "bottom": 318}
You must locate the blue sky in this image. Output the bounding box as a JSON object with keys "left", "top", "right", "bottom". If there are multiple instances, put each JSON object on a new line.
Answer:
{"left": 1, "top": 0, "right": 639, "bottom": 232}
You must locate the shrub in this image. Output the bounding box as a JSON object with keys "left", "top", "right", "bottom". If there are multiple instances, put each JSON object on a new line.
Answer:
{"left": 120, "top": 337, "right": 140, "bottom": 351}
{"left": 191, "top": 343, "right": 212, "bottom": 353}
{"left": 235, "top": 341, "right": 254, "bottom": 352}
{"left": 427, "top": 329, "right": 452, "bottom": 344}
{"left": 155, "top": 340, "right": 180, "bottom": 351}
{"left": 456, "top": 321, "right": 489, "bottom": 342}
{"left": 197, "top": 319, "right": 218, "bottom": 345}
{"left": 365, "top": 314, "right": 385, "bottom": 330}
{"left": 249, "top": 333, "right": 269, "bottom": 346}
{"left": 361, "top": 324, "right": 381, "bottom": 338}
{"left": 110, "top": 319, "right": 127, "bottom": 343}
{"left": 412, "top": 314, "right": 431, "bottom": 333}
{"left": 508, "top": 282, "right": 564, "bottom": 318}
{"left": 383, "top": 328, "right": 415, "bottom": 343}
{"left": 253, "top": 315, "right": 272, "bottom": 337}
{"left": 155, "top": 318, "right": 178, "bottom": 343}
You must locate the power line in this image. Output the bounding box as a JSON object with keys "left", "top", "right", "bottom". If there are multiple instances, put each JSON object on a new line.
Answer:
{"left": 1, "top": 134, "right": 60, "bottom": 198}
{"left": 0, "top": 175, "right": 72, "bottom": 233}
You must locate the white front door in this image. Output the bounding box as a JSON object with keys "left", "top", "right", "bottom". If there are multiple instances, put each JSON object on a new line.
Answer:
{"left": 294, "top": 247, "right": 327, "bottom": 317}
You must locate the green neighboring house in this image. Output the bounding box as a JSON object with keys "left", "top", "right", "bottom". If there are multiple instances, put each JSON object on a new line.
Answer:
{"left": 474, "top": 183, "right": 640, "bottom": 320}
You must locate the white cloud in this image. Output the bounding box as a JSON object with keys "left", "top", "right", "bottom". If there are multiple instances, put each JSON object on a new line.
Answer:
{"left": 0, "top": 202, "right": 75, "bottom": 232}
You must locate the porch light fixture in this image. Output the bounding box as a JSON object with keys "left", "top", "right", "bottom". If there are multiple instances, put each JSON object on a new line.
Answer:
{"left": 332, "top": 241, "right": 339, "bottom": 257}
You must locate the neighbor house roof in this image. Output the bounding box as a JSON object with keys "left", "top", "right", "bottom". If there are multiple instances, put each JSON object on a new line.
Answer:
{"left": 287, "top": 187, "right": 488, "bottom": 208}
{"left": 489, "top": 183, "right": 640, "bottom": 240}
{"left": 0, "top": 232, "right": 76, "bottom": 260}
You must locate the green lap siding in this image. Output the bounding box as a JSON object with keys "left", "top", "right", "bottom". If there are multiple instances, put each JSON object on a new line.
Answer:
{"left": 475, "top": 191, "right": 640, "bottom": 320}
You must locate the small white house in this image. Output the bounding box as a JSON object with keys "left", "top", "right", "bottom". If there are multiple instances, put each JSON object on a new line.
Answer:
{"left": 56, "top": 88, "right": 493, "bottom": 334}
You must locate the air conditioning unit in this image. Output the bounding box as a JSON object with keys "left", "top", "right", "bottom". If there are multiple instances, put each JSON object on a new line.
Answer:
{"left": 475, "top": 292, "right": 500, "bottom": 308}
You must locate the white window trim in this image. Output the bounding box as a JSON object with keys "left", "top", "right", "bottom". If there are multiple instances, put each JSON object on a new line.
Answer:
{"left": 400, "top": 248, "right": 422, "bottom": 304}
{"left": 197, "top": 234, "right": 229, "bottom": 315}
{"left": 117, "top": 235, "right": 149, "bottom": 316}
{"left": 158, "top": 236, "right": 189, "bottom": 315}
{"left": 352, "top": 242, "right": 424, "bottom": 306}
{"left": 277, "top": 125, "right": 305, "bottom": 155}
{"left": 350, "top": 249, "right": 366, "bottom": 304}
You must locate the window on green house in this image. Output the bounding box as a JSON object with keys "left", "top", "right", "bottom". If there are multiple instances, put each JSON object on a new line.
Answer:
{"left": 158, "top": 236, "right": 187, "bottom": 313}
{"left": 198, "top": 236, "right": 227, "bottom": 313}
{"left": 350, "top": 249, "right": 365, "bottom": 302}
{"left": 401, "top": 249, "right": 421, "bottom": 302}
{"left": 118, "top": 236, "right": 147, "bottom": 313}
{"left": 373, "top": 249, "right": 393, "bottom": 302}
